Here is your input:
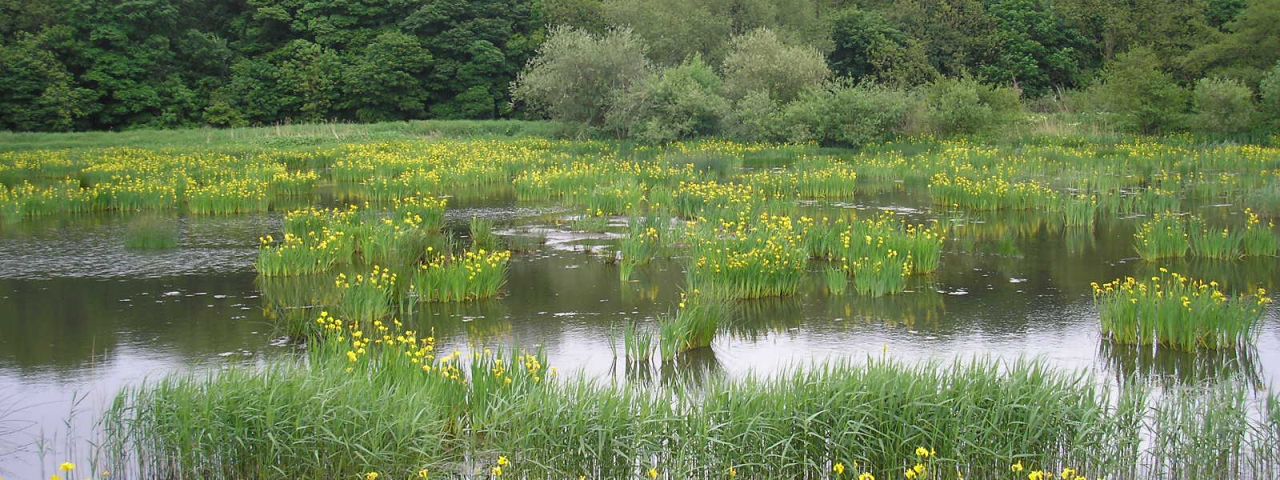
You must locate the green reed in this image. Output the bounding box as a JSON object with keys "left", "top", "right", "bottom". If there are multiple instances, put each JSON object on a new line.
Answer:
{"left": 1134, "top": 213, "right": 1189, "bottom": 260}
{"left": 849, "top": 252, "right": 911, "bottom": 297}
{"left": 335, "top": 266, "right": 398, "bottom": 323}
{"left": 410, "top": 249, "right": 511, "bottom": 303}
{"left": 468, "top": 217, "right": 501, "bottom": 252}
{"left": 1241, "top": 208, "right": 1278, "bottom": 256}
{"left": 823, "top": 265, "right": 849, "bottom": 295}
{"left": 106, "top": 334, "right": 1280, "bottom": 480}
{"left": 1092, "top": 270, "right": 1270, "bottom": 351}
{"left": 1061, "top": 194, "right": 1099, "bottom": 228}
{"left": 658, "top": 293, "right": 731, "bottom": 359}
{"left": 618, "top": 216, "right": 664, "bottom": 281}
{"left": 1188, "top": 216, "right": 1242, "bottom": 259}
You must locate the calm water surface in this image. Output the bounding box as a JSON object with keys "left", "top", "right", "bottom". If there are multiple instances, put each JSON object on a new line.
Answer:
{"left": 1, "top": 202, "right": 1278, "bottom": 477}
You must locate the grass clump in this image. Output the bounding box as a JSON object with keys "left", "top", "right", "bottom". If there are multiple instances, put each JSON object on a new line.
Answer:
{"left": 1092, "top": 269, "right": 1270, "bottom": 351}
{"left": 468, "top": 216, "right": 502, "bottom": 252}
{"left": 659, "top": 292, "right": 731, "bottom": 359}
{"left": 108, "top": 322, "right": 1280, "bottom": 479}
{"left": 123, "top": 216, "right": 179, "bottom": 250}
{"left": 1241, "top": 208, "right": 1278, "bottom": 256}
{"left": 1133, "top": 212, "right": 1188, "bottom": 260}
{"left": 411, "top": 249, "right": 511, "bottom": 303}
{"left": 618, "top": 216, "right": 664, "bottom": 281}
{"left": 1188, "top": 216, "right": 1242, "bottom": 259}
{"left": 685, "top": 212, "right": 808, "bottom": 299}
{"left": 335, "top": 265, "right": 398, "bottom": 323}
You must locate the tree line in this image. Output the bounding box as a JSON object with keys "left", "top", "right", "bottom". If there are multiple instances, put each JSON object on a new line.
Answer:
{"left": 2, "top": 0, "right": 1277, "bottom": 137}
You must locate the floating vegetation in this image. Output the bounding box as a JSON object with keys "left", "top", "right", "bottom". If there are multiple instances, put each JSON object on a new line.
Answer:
{"left": 1092, "top": 270, "right": 1270, "bottom": 351}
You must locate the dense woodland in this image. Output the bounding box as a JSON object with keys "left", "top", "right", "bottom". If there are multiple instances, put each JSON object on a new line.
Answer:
{"left": 1, "top": 0, "right": 1278, "bottom": 138}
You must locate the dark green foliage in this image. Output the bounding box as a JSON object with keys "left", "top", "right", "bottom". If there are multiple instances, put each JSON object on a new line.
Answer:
{"left": 0, "top": 33, "right": 91, "bottom": 131}
{"left": 828, "top": 8, "right": 937, "bottom": 87}
{"left": 2, "top": 0, "right": 1278, "bottom": 135}
{"left": 1261, "top": 62, "right": 1280, "bottom": 128}
{"left": 979, "top": 0, "right": 1090, "bottom": 96}
{"left": 1, "top": 0, "right": 541, "bottom": 131}
{"left": 1183, "top": 0, "right": 1280, "bottom": 86}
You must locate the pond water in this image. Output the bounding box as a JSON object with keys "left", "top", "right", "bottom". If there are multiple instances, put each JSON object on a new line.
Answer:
{"left": 1, "top": 201, "right": 1278, "bottom": 477}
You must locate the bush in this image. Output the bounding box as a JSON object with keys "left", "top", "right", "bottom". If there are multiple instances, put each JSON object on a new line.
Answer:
{"left": 608, "top": 55, "right": 730, "bottom": 143}
{"left": 1260, "top": 62, "right": 1280, "bottom": 128}
{"left": 776, "top": 82, "right": 916, "bottom": 146}
{"left": 1090, "top": 47, "right": 1188, "bottom": 134}
{"left": 723, "top": 90, "right": 783, "bottom": 143}
{"left": 920, "top": 77, "right": 1022, "bottom": 136}
{"left": 721, "top": 28, "right": 830, "bottom": 103}
{"left": 1191, "top": 77, "right": 1257, "bottom": 134}
{"left": 511, "top": 27, "right": 651, "bottom": 128}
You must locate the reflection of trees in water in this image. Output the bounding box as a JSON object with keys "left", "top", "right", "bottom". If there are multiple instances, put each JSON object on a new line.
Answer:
{"left": 1101, "top": 340, "right": 1264, "bottom": 389}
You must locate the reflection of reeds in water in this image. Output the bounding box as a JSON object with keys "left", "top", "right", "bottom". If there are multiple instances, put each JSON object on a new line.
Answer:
{"left": 1064, "top": 225, "right": 1096, "bottom": 256}
{"left": 123, "top": 215, "right": 179, "bottom": 250}
{"left": 728, "top": 290, "right": 946, "bottom": 341}
{"left": 1100, "top": 340, "right": 1263, "bottom": 388}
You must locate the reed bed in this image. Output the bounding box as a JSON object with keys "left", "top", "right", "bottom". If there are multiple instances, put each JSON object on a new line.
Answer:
{"left": 411, "top": 249, "right": 511, "bottom": 303}
{"left": 1134, "top": 213, "right": 1189, "bottom": 260}
{"left": 106, "top": 314, "right": 1280, "bottom": 479}
{"left": 685, "top": 212, "right": 808, "bottom": 299}
{"left": 1092, "top": 269, "right": 1270, "bottom": 351}
{"left": 658, "top": 292, "right": 731, "bottom": 359}
{"left": 619, "top": 216, "right": 665, "bottom": 281}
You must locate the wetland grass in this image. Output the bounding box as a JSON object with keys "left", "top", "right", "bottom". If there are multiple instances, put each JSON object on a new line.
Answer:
{"left": 1092, "top": 270, "right": 1270, "bottom": 351}
{"left": 1134, "top": 213, "right": 1189, "bottom": 260}
{"left": 1241, "top": 208, "right": 1278, "bottom": 256}
{"left": 658, "top": 293, "right": 731, "bottom": 359}
{"left": 410, "top": 249, "right": 511, "bottom": 303}
{"left": 468, "top": 216, "right": 501, "bottom": 252}
{"left": 108, "top": 319, "right": 1280, "bottom": 480}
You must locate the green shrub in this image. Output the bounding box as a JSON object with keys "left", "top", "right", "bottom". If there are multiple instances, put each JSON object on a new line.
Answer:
{"left": 721, "top": 28, "right": 830, "bottom": 104}
{"left": 1260, "top": 62, "right": 1280, "bottom": 128}
{"left": 511, "top": 27, "right": 651, "bottom": 128}
{"left": 608, "top": 55, "right": 729, "bottom": 143}
{"left": 921, "top": 77, "right": 1022, "bottom": 136}
{"left": 1192, "top": 77, "right": 1257, "bottom": 134}
{"left": 1090, "top": 47, "right": 1188, "bottom": 134}
{"left": 776, "top": 82, "right": 916, "bottom": 146}
{"left": 723, "top": 90, "right": 782, "bottom": 142}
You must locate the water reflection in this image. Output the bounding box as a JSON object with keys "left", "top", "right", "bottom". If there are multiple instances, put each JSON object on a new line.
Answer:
{"left": 1101, "top": 341, "right": 1265, "bottom": 389}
